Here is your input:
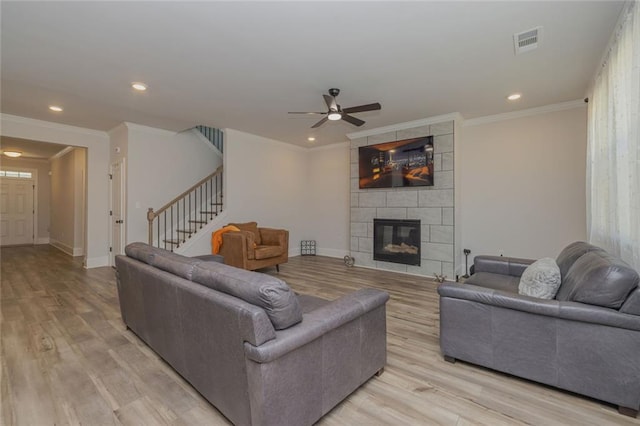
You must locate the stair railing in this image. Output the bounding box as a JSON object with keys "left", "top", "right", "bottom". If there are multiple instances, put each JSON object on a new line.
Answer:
{"left": 147, "top": 166, "right": 223, "bottom": 251}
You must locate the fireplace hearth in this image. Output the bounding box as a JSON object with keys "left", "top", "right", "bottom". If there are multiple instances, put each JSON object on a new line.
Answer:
{"left": 373, "top": 219, "right": 420, "bottom": 266}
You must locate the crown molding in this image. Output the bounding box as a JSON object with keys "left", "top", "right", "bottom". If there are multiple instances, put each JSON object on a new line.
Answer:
{"left": 346, "top": 112, "right": 463, "bottom": 140}
{"left": 0, "top": 113, "right": 108, "bottom": 138}
{"left": 49, "top": 146, "right": 76, "bottom": 160}
{"left": 463, "top": 100, "right": 586, "bottom": 127}
{"left": 308, "top": 141, "right": 350, "bottom": 152}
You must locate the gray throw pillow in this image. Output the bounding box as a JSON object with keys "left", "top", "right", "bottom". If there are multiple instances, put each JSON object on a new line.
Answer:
{"left": 518, "top": 257, "right": 561, "bottom": 299}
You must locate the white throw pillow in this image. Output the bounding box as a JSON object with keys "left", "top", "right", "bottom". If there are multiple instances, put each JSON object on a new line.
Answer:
{"left": 518, "top": 257, "right": 561, "bottom": 299}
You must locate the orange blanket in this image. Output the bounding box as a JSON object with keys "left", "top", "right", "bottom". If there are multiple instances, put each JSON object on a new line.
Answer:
{"left": 211, "top": 225, "right": 240, "bottom": 254}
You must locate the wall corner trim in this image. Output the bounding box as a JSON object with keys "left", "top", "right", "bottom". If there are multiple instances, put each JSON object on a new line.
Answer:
{"left": 463, "top": 100, "right": 586, "bottom": 127}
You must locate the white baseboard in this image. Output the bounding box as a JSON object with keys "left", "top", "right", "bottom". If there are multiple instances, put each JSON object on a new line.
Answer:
{"left": 50, "top": 239, "right": 73, "bottom": 256}
{"left": 50, "top": 239, "right": 84, "bottom": 257}
{"left": 317, "top": 248, "right": 349, "bottom": 259}
{"left": 36, "top": 237, "right": 50, "bottom": 244}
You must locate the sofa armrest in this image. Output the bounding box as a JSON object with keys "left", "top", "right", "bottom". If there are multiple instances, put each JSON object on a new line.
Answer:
{"left": 473, "top": 255, "right": 535, "bottom": 277}
{"left": 244, "top": 288, "right": 389, "bottom": 363}
{"left": 438, "top": 282, "right": 640, "bottom": 331}
{"left": 259, "top": 228, "right": 288, "bottom": 248}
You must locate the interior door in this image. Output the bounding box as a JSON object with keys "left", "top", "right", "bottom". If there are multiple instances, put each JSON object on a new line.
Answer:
{"left": 0, "top": 177, "right": 35, "bottom": 246}
{"left": 110, "top": 160, "right": 125, "bottom": 265}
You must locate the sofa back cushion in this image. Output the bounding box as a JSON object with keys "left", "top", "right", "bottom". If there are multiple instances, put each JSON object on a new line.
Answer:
{"left": 555, "top": 241, "right": 604, "bottom": 281}
{"left": 555, "top": 250, "right": 639, "bottom": 309}
{"left": 125, "top": 242, "right": 159, "bottom": 265}
{"left": 192, "top": 261, "right": 302, "bottom": 330}
{"left": 125, "top": 242, "right": 201, "bottom": 280}
{"left": 152, "top": 251, "right": 202, "bottom": 281}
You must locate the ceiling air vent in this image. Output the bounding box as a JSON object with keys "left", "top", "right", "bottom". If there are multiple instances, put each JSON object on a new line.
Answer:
{"left": 514, "top": 26, "right": 543, "bottom": 55}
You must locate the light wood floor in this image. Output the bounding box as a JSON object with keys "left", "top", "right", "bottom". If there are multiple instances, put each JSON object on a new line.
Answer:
{"left": 1, "top": 245, "right": 638, "bottom": 426}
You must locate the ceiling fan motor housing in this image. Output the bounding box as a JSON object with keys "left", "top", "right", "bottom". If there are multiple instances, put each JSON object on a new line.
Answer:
{"left": 329, "top": 88, "right": 340, "bottom": 97}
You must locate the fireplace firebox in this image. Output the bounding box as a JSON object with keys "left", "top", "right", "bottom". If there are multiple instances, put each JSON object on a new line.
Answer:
{"left": 373, "top": 219, "right": 420, "bottom": 266}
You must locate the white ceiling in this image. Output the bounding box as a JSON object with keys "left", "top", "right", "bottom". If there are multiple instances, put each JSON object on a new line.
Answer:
{"left": 0, "top": 136, "right": 69, "bottom": 160}
{"left": 0, "top": 1, "right": 624, "bottom": 147}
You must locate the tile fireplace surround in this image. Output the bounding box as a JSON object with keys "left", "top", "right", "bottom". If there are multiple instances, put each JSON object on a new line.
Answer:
{"left": 349, "top": 119, "right": 456, "bottom": 279}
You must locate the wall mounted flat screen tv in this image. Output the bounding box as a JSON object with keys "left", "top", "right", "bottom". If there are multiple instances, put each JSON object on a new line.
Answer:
{"left": 359, "top": 136, "right": 434, "bottom": 189}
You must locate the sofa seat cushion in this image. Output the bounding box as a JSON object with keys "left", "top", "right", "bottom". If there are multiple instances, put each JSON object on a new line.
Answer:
{"left": 556, "top": 250, "right": 640, "bottom": 309}
{"left": 229, "top": 221, "right": 262, "bottom": 245}
{"left": 465, "top": 272, "right": 519, "bottom": 293}
{"left": 518, "top": 258, "right": 561, "bottom": 299}
{"left": 254, "top": 245, "right": 285, "bottom": 260}
{"left": 192, "top": 261, "right": 302, "bottom": 329}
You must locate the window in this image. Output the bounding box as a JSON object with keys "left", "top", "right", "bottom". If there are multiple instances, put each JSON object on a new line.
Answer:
{"left": 0, "top": 170, "right": 33, "bottom": 178}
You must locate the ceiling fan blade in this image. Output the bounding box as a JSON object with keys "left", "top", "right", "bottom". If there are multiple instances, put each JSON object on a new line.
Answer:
{"left": 311, "top": 117, "right": 329, "bottom": 128}
{"left": 342, "top": 102, "right": 382, "bottom": 114}
{"left": 288, "top": 112, "right": 327, "bottom": 115}
{"left": 341, "top": 114, "right": 365, "bottom": 127}
{"left": 323, "top": 94, "right": 337, "bottom": 110}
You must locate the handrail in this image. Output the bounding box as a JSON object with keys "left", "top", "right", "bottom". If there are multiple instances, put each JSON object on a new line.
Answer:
{"left": 151, "top": 165, "right": 223, "bottom": 218}
{"left": 147, "top": 165, "right": 224, "bottom": 249}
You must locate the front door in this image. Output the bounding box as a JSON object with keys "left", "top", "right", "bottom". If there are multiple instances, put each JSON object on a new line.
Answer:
{"left": 0, "top": 177, "right": 35, "bottom": 246}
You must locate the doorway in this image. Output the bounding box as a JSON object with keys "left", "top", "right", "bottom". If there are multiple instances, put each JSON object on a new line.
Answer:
{"left": 110, "top": 159, "right": 125, "bottom": 266}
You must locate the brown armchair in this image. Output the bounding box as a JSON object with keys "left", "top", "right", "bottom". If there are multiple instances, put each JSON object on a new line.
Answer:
{"left": 219, "top": 222, "right": 289, "bottom": 272}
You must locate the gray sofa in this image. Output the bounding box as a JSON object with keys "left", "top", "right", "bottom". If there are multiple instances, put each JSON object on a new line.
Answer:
{"left": 438, "top": 241, "right": 640, "bottom": 417}
{"left": 115, "top": 243, "right": 389, "bottom": 426}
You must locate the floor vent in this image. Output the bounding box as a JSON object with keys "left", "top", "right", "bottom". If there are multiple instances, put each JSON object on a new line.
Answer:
{"left": 514, "top": 26, "right": 543, "bottom": 55}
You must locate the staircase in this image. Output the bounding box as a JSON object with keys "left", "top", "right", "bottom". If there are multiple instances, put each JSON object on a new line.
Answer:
{"left": 147, "top": 125, "right": 225, "bottom": 252}
{"left": 147, "top": 165, "right": 224, "bottom": 252}
{"left": 195, "top": 126, "right": 224, "bottom": 153}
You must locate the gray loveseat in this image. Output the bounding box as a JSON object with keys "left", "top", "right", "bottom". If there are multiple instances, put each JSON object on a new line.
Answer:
{"left": 116, "top": 243, "right": 389, "bottom": 425}
{"left": 438, "top": 242, "right": 640, "bottom": 417}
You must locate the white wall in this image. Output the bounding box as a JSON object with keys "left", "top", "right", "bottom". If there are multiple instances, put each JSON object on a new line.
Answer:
{"left": 0, "top": 157, "right": 51, "bottom": 243}
{"left": 224, "top": 129, "right": 308, "bottom": 257}
{"left": 0, "top": 114, "right": 110, "bottom": 267}
{"left": 125, "top": 124, "right": 222, "bottom": 244}
{"left": 460, "top": 106, "right": 588, "bottom": 262}
{"left": 49, "top": 148, "right": 86, "bottom": 256}
{"left": 306, "top": 142, "right": 351, "bottom": 258}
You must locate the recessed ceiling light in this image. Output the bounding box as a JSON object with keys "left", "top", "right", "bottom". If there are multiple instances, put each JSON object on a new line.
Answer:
{"left": 132, "top": 82, "right": 148, "bottom": 91}
{"left": 308, "top": 137, "right": 316, "bottom": 142}
{"left": 507, "top": 93, "right": 522, "bottom": 101}
{"left": 49, "top": 105, "right": 63, "bottom": 112}
{"left": 3, "top": 151, "right": 22, "bottom": 158}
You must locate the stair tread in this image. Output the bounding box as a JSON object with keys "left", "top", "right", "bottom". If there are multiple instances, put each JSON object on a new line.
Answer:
{"left": 163, "top": 239, "right": 181, "bottom": 244}
{"left": 176, "top": 230, "right": 194, "bottom": 234}
{"left": 200, "top": 211, "right": 218, "bottom": 215}
{"left": 189, "top": 220, "right": 207, "bottom": 224}
{"left": 210, "top": 202, "right": 223, "bottom": 206}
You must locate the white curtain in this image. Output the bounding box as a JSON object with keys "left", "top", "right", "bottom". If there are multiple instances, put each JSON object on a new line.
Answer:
{"left": 587, "top": 1, "right": 640, "bottom": 271}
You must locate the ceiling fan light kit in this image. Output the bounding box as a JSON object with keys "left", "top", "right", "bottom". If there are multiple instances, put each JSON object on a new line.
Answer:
{"left": 289, "top": 88, "right": 381, "bottom": 128}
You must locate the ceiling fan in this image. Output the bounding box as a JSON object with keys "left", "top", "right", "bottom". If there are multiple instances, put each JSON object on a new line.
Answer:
{"left": 288, "top": 88, "right": 381, "bottom": 128}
